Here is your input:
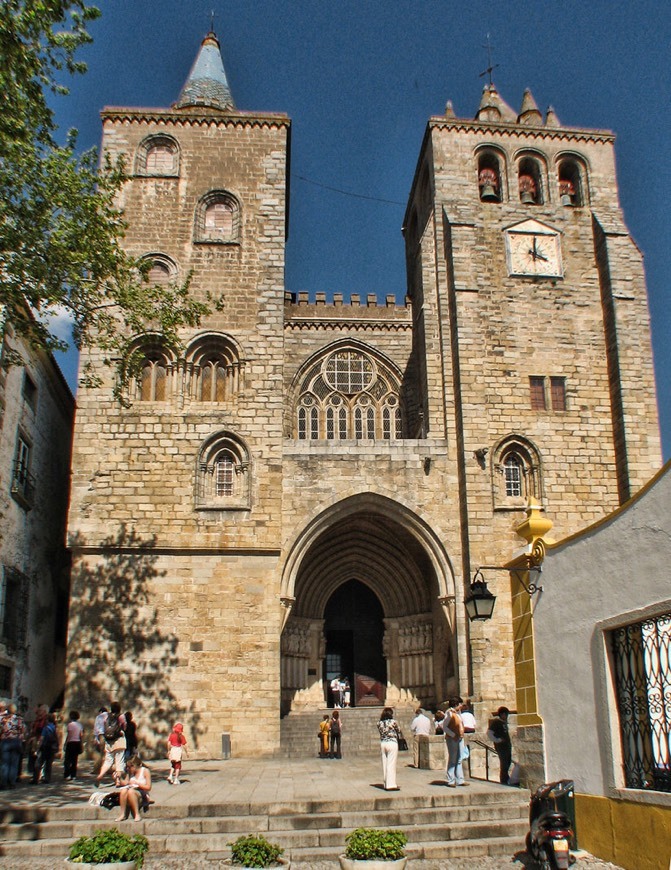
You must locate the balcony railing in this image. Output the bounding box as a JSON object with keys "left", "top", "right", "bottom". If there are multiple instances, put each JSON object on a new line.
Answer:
{"left": 10, "top": 462, "right": 34, "bottom": 510}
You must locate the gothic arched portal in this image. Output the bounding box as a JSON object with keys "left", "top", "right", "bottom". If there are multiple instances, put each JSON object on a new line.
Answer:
{"left": 279, "top": 494, "right": 459, "bottom": 715}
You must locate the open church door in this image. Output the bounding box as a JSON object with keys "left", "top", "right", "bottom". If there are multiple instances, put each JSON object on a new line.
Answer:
{"left": 322, "top": 579, "right": 386, "bottom": 707}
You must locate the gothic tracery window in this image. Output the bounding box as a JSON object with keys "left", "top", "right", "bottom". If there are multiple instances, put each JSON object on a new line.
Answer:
{"left": 196, "top": 433, "right": 250, "bottom": 510}
{"left": 492, "top": 436, "right": 543, "bottom": 510}
{"left": 127, "top": 338, "right": 174, "bottom": 403}
{"left": 186, "top": 334, "right": 242, "bottom": 403}
{"left": 295, "top": 347, "right": 403, "bottom": 441}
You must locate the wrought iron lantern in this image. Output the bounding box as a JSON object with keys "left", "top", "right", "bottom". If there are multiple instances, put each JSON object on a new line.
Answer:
{"left": 464, "top": 569, "right": 497, "bottom": 621}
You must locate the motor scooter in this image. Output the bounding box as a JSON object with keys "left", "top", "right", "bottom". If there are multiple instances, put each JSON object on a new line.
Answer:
{"left": 525, "top": 779, "right": 576, "bottom": 869}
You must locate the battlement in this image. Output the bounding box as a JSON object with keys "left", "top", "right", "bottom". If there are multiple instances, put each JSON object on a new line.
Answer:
{"left": 284, "top": 290, "right": 410, "bottom": 310}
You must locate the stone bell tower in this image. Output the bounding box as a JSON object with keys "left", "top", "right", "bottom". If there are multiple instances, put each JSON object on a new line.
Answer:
{"left": 66, "top": 31, "right": 291, "bottom": 755}
{"left": 403, "top": 83, "right": 661, "bottom": 702}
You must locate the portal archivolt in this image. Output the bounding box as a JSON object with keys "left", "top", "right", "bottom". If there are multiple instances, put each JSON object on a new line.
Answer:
{"left": 280, "top": 494, "right": 458, "bottom": 714}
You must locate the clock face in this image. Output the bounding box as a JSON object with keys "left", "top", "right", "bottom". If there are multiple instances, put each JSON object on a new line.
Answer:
{"left": 505, "top": 226, "right": 562, "bottom": 278}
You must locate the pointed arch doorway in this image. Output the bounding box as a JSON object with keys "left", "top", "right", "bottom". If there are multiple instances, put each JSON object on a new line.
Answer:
{"left": 280, "top": 494, "right": 460, "bottom": 716}
{"left": 323, "top": 579, "right": 386, "bottom": 707}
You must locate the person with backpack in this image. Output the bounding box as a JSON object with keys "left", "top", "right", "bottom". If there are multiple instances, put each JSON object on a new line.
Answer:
{"left": 328, "top": 710, "right": 342, "bottom": 758}
{"left": 95, "top": 701, "right": 126, "bottom": 785}
{"left": 34, "top": 713, "right": 59, "bottom": 784}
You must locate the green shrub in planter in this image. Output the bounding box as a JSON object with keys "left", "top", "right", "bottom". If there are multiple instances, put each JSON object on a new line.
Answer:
{"left": 344, "top": 828, "right": 408, "bottom": 861}
{"left": 68, "top": 827, "right": 149, "bottom": 867}
{"left": 228, "top": 834, "right": 285, "bottom": 867}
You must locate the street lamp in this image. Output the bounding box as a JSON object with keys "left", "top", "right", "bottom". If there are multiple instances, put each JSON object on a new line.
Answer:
{"left": 465, "top": 563, "right": 544, "bottom": 622}
{"left": 464, "top": 569, "right": 497, "bottom": 621}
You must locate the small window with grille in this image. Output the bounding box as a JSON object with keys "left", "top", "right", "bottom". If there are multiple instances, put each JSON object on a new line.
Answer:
{"left": 0, "top": 662, "right": 12, "bottom": 694}
{"left": 22, "top": 371, "right": 37, "bottom": 411}
{"left": 11, "top": 433, "right": 34, "bottom": 509}
{"left": 503, "top": 454, "right": 523, "bottom": 497}
{"left": 611, "top": 612, "right": 671, "bottom": 792}
{"left": 0, "top": 567, "right": 29, "bottom": 650}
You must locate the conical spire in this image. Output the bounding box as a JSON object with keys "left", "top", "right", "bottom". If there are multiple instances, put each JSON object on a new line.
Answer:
{"left": 475, "top": 84, "right": 516, "bottom": 123}
{"left": 517, "top": 88, "right": 542, "bottom": 125}
{"left": 545, "top": 105, "right": 561, "bottom": 128}
{"left": 175, "top": 31, "right": 235, "bottom": 112}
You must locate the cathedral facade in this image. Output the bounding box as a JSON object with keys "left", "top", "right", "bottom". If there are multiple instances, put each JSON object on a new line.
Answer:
{"left": 65, "top": 33, "right": 661, "bottom": 757}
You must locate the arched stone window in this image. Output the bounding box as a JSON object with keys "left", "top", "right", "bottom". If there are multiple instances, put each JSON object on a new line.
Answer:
{"left": 194, "top": 191, "right": 241, "bottom": 244}
{"left": 126, "top": 337, "right": 176, "bottom": 403}
{"left": 140, "top": 253, "right": 177, "bottom": 287}
{"left": 557, "top": 156, "right": 587, "bottom": 207}
{"left": 196, "top": 432, "right": 250, "bottom": 510}
{"left": 186, "top": 333, "right": 243, "bottom": 402}
{"left": 492, "top": 436, "right": 543, "bottom": 510}
{"left": 517, "top": 154, "right": 545, "bottom": 205}
{"left": 476, "top": 148, "right": 505, "bottom": 202}
{"left": 135, "top": 135, "right": 180, "bottom": 177}
{"left": 293, "top": 345, "right": 404, "bottom": 441}
{"left": 503, "top": 453, "right": 524, "bottom": 497}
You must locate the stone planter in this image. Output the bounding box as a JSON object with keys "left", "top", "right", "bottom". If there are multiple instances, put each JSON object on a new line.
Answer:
{"left": 339, "top": 858, "right": 407, "bottom": 870}
{"left": 65, "top": 862, "right": 137, "bottom": 870}
{"left": 223, "top": 859, "right": 291, "bottom": 869}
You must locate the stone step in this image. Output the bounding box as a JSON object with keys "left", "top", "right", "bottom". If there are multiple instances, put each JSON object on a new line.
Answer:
{"left": 281, "top": 708, "right": 419, "bottom": 757}
{"left": 0, "top": 798, "right": 525, "bottom": 842}
{"left": 1, "top": 819, "right": 529, "bottom": 860}
{"left": 0, "top": 751, "right": 528, "bottom": 864}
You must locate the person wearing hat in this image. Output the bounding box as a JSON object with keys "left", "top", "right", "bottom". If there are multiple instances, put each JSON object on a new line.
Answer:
{"left": 167, "top": 722, "right": 187, "bottom": 785}
{"left": 487, "top": 706, "right": 512, "bottom": 785}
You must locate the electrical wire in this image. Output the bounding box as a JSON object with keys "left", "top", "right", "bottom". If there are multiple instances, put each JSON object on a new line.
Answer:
{"left": 292, "top": 173, "right": 405, "bottom": 206}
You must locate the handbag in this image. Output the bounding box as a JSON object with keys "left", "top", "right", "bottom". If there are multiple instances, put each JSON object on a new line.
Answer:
{"left": 398, "top": 736, "right": 409, "bottom": 752}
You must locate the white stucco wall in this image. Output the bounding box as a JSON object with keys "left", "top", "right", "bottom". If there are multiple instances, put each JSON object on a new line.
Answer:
{"left": 534, "top": 461, "right": 671, "bottom": 796}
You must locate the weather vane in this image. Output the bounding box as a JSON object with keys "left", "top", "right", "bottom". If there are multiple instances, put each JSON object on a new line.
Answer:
{"left": 479, "top": 33, "right": 499, "bottom": 86}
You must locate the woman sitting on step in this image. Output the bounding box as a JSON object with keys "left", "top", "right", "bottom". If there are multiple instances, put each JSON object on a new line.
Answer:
{"left": 116, "top": 755, "right": 152, "bottom": 822}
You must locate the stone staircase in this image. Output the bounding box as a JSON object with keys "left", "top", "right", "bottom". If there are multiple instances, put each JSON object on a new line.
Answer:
{"left": 280, "top": 706, "right": 417, "bottom": 757}
{"left": 0, "top": 786, "right": 529, "bottom": 863}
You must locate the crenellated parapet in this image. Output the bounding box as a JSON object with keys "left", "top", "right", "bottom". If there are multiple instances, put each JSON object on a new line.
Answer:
{"left": 284, "top": 290, "right": 412, "bottom": 332}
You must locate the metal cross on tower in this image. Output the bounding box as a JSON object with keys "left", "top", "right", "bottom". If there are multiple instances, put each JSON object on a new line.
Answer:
{"left": 479, "top": 33, "right": 499, "bottom": 86}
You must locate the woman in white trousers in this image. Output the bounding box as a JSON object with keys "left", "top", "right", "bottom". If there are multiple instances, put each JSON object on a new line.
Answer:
{"left": 377, "top": 707, "right": 403, "bottom": 791}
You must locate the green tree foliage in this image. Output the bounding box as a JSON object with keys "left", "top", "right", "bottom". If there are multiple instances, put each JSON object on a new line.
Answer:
{"left": 0, "top": 2, "right": 207, "bottom": 392}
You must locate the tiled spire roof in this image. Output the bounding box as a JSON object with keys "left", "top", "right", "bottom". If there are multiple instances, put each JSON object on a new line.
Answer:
{"left": 174, "top": 31, "right": 235, "bottom": 111}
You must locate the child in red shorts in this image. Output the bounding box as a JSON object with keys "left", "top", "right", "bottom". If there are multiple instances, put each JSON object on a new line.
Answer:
{"left": 167, "top": 722, "right": 187, "bottom": 785}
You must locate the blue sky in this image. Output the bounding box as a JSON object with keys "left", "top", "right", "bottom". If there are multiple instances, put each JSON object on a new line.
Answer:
{"left": 53, "top": 1, "right": 671, "bottom": 459}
